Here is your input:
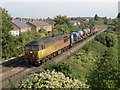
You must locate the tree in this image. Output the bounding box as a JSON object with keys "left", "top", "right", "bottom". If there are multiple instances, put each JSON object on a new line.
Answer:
{"left": 117, "top": 12, "right": 120, "bottom": 18}
{"left": 95, "top": 32, "right": 117, "bottom": 47}
{"left": 54, "top": 15, "right": 71, "bottom": 26}
{"left": 54, "top": 24, "right": 70, "bottom": 34}
{"left": 113, "top": 18, "right": 118, "bottom": 25}
{"left": 87, "top": 49, "right": 119, "bottom": 88}
{"left": 105, "top": 33, "right": 117, "bottom": 47}
{"left": 2, "top": 8, "right": 14, "bottom": 60}
{"left": 94, "top": 14, "right": 99, "bottom": 21}
{"left": 104, "top": 17, "right": 108, "bottom": 24}
{"left": 38, "top": 28, "right": 47, "bottom": 33}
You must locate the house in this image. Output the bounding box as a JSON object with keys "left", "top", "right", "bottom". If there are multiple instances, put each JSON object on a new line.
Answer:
{"left": 46, "top": 20, "right": 55, "bottom": 28}
{"left": 69, "top": 20, "right": 88, "bottom": 26}
{"left": 10, "top": 23, "right": 20, "bottom": 36}
{"left": 10, "top": 20, "right": 31, "bottom": 36}
{"left": 26, "top": 19, "right": 52, "bottom": 32}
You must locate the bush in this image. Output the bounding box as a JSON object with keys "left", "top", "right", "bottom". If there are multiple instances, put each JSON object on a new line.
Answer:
{"left": 87, "top": 48, "right": 119, "bottom": 88}
{"left": 19, "top": 70, "right": 89, "bottom": 88}
{"left": 95, "top": 32, "right": 117, "bottom": 47}
{"left": 104, "top": 28, "right": 114, "bottom": 33}
{"left": 52, "top": 62, "right": 73, "bottom": 77}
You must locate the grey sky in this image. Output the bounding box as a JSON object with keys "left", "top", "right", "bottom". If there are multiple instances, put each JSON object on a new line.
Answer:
{"left": 2, "top": 0, "right": 119, "bottom": 2}
{"left": 2, "top": 2, "right": 118, "bottom": 19}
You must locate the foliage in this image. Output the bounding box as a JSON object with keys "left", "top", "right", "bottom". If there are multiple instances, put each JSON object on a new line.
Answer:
{"left": 2, "top": 8, "right": 14, "bottom": 60}
{"left": 104, "top": 17, "right": 108, "bottom": 24}
{"left": 87, "top": 48, "right": 119, "bottom": 88}
{"left": 71, "top": 17, "right": 86, "bottom": 21}
{"left": 54, "top": 15, "right": 71, "bottom": 26}
{"left": 94, "top": 14, "right": 99, "bottom": 21}
{"left": 83, "top": 40, "right": 107, "bottom": 59}
{"left": 53, "top": 15, "right": 79, "bottom": 34}
{"left": 52, "top": 62, "right": 73, "bottom": 77}
{"left": 53, "top": 24, "right": 70, "bottom": 34}
{"left": 38, "top": 29, "right": 47, "bottom": 33}
{"left": 9, "top": 79, "right": 18, "bottom": 88}
{"left": 117, "top": 12, "right": 120, "bottom": 18}
{"left": 86, "top": 26, "right": 119, "bottom": 88}
{"left": 18, "top": 70, "right": 89, "bottom": 88}
{"left": 95, "top": 32, "right": 117, "bottom": 47}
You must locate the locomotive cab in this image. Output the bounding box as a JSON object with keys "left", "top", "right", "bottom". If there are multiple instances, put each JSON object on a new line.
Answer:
{"left": 25, "top": 44, "right": 45, "bottom": 64}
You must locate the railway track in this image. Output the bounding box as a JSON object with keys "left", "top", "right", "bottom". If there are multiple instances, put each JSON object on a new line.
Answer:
{"left": 1, "top": 25, "right": 108, "bottom": 89}
{"left": 1, "top": 56, "right": 24, "bottom": 73}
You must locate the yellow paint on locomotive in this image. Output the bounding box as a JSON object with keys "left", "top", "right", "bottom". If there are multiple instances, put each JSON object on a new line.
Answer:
{"left": 25, "top": 38, "right": 70, "bottom": 62}
{"left": 93, "top": 27, "right": 98, "bottom": 33}
{"left": 94, "top": 27, "right": 98, "bottom": 32}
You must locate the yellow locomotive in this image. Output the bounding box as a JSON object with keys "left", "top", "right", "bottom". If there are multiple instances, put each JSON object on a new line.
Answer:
{"left": 25, "top": 35, "right": 70, "bottom": 64}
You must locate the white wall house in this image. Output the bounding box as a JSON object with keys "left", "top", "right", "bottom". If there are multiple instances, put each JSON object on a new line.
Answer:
{"left": 10, "top": 30, "right": 19, "bottom": 36}
{"left": 74, "top": 22, "right": 77, "bottom": 25}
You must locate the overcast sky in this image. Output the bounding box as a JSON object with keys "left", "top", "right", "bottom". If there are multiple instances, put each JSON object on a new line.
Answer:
{"left": 1, "top": 0, "right": 119, "bottom": 19}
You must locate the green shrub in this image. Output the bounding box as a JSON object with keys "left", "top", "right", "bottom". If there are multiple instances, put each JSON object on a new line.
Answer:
{"left": 52, "top": 62, "right": 73, "bottom": 77}
{"left": 95, "top": 32, "right": 117, "bottom": 47}
{"left": 105, "top": 33, "right": 117, "bottom": 47}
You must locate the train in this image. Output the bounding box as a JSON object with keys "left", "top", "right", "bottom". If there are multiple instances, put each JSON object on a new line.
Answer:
{"left": 25, "top": 26, "right": 98, "bottom": 65}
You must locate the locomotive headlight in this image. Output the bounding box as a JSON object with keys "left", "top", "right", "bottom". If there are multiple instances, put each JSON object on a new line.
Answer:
{"left": 30, "top": 51, "right": 32, "bottom": 53}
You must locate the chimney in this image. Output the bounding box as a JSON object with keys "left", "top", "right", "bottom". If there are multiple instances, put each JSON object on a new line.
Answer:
{"left": 32, "top": 19, "right": 34, "bottom": 22}
{"left": 39, "top": 19, "right": 42, "bottom": 21}
{"left": 20, "top": 18, "right": 22, "bottom": 22}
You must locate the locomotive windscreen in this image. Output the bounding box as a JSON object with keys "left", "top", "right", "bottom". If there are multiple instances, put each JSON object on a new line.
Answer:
{"left": 25, "top": 45, "right": 39, "bottom": 51}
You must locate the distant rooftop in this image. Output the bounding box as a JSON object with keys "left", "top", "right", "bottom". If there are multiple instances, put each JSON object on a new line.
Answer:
{"left": 12, "top": 21, "right": 31, "bottom": 29}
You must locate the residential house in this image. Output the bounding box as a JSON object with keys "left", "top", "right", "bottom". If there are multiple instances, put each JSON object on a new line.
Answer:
{"left": 10, "top": 20, "right": 31, "bottom": 36}
{"left": 46, "top": 20, "right": 55, "bottom": 28}
{"left": 69, "top": 20, "right": 88, "bottom": 26}
{"left": 26, "top": 19, "right": 52, "bottom": 32}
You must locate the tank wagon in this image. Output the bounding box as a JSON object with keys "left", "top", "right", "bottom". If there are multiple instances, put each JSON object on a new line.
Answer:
{"left": 83, "top": 28, "right": 90, "bottom": 35}
{"left": 25, "top": 26, "right": 99, "bottom": 65}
